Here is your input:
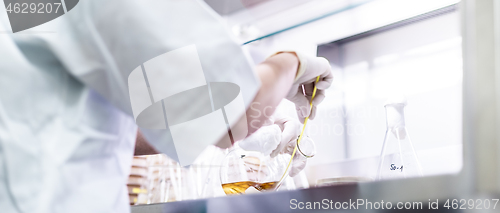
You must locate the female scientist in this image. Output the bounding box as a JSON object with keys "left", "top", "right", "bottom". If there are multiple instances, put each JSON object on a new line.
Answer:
{"left": 0, "top": 0, "right": 332, "bottom": 212}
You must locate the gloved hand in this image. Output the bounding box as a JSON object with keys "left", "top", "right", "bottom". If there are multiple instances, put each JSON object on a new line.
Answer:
{"left": 239, "top": 113, "right": 313, "bottom": 177}
{"left": 278, "top": 52, "right": 333, "bottom": 123}
{"left": 239, "top": 124, "right": 282, "bottom": 156}
{"left": 272, "top": 116, "right": 313, "bottom": 177}
{"left": 284, "top": 136, "right": 312, "bottom": 177}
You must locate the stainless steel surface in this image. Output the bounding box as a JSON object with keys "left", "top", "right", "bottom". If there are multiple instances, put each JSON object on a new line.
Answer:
{"left": 131, "top": 182, "right": 497, "bottom": 212}
{"left": 131, "top": 199, "right": 206, "bottom": 213}
{"left": 462, "top": 0, "right": 500, "bottom": 193}
{"left": 332, "top": 4, "right": 458, "bottom": 45}
{"left": 204, "top": 0, "right": 270, "bottom": 15}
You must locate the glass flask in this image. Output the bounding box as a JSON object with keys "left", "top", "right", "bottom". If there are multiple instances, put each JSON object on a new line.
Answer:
{"left": 295, "top": 135, "right": 316, "bottom": 158}
{"left": 376, "top": 97, "right": 423, "bottom": 180}
{"left": 219, "top": 140, "right": 316, "bottom": 195}
{"left": 220, "top": 132, "right": 317, "bottom": 195}
{"left": 219, "top": 143, "right": 287, "bottom": 195}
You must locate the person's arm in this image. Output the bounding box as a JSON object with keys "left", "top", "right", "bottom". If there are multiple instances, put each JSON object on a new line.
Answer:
{"left": 221, "top": 51, "right": 333, "bottom": 147}
{"left": 140, "top": 53, "right": 299, "bottom": 150}
{"left": 247, "top": 52, "right": 299, "bottom": 134}
{"left": 218, "top": 52, "right": 298, "bottom": 148}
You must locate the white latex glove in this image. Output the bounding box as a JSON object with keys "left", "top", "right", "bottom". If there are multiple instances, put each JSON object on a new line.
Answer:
{"left": 269, "top": 115, "right": 300, "bottom": 158}
{"left": 284, "top": 136, "right": 313, "bottom": 177}
{"left": 240, "top": 112, "right": 299, "bottom": 157}
{"left": 273, "top": 115, "right": 314, "bottom": 177}
{"left": 240, "top": 113, "right": 313, "bottom": 177}
{"left": 239, "top": 124, "right": 282, "bottom": 156}
{"left": 281, "top": 52, "right": 333, "bottom": 123}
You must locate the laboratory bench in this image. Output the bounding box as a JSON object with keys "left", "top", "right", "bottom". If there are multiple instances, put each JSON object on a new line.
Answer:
{"left": 131, "top": 179, "right": 493, "bottom": 213}
{"left": 130, "top": 184, "right": 357, "bottom": 213}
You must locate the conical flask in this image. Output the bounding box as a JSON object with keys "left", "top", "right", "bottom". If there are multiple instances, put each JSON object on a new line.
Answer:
{"left": 376, "top": 97, "right": 422, "bottom": 180}
{"left": 219, "top": 142, "right": 290, "bottom": 195}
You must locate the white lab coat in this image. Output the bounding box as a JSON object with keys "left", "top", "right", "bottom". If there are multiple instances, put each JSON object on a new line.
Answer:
{"left": 0, "top": 0, "right": 259, "bottom": 212}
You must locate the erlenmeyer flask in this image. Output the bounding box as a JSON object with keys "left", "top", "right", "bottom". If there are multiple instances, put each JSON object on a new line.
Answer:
{"left": 376, "top": 97, "right": 422, "bottom": 180}
{"left": 219, "top": 142, "right": 290, "bottom": 195}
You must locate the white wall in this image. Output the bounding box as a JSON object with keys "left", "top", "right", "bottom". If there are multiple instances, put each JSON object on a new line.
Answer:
{"left": 307, "top": 11, "right": 463, "bottom": 182}
{"left": 269, "top": 10, "right": 464, "bottom": 183}
{"left": 340, "top": 12, "right": 462, "bottom": 159}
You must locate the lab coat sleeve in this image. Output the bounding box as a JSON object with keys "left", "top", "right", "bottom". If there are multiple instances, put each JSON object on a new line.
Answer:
{"left": 43, "top": 0, "right": 260, "bottom": 164}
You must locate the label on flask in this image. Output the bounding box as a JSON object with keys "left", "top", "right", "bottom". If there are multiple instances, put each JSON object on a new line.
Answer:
{"left": 390, "top": 164, "right": 403, "bottom": 172}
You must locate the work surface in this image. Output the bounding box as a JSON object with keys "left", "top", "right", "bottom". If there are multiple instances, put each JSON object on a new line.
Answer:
{"left": 130, "top": 182, "right": 476, "bottom": 213}
{"left": 131, "top": 184, "right": 358, "bottom": 213}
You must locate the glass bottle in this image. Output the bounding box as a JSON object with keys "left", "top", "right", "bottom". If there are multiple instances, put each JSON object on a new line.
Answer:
{"left": 219, "top": 133, "right": 316, "bottom": 194}
{"left": 219, "top": 142, "right": 289, "bottom": 195}
{"left": 376, "top": 97, "right": 423, "bottom": 180}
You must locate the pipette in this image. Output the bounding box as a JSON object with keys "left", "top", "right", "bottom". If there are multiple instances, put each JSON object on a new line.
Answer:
{"left": 271, "top": 75, "right": 321, "bottom": 190}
